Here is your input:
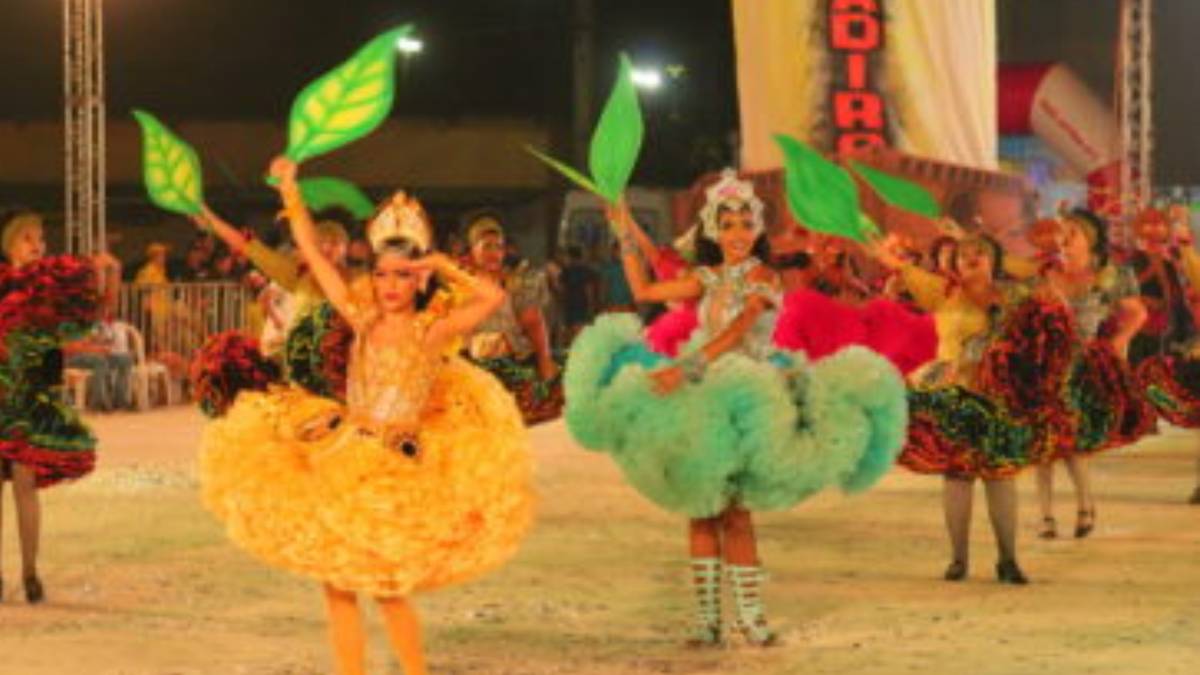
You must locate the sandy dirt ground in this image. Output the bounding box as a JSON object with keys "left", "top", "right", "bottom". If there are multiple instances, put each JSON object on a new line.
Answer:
{"left": 1, "top": 407, "right": 1197, "bottom": 674}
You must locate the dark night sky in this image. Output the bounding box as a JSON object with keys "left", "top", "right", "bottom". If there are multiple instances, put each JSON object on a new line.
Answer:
{"left": 0, "top": 0, "right": 739, "bottom": 185}
{"left": 5, "top": 1, "right": 1197, "bottom": 183}
{"left": 0, "top": 0, "right": 737, "bottom": 122}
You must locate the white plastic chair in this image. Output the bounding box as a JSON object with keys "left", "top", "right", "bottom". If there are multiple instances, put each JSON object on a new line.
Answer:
{"left": 125, "top": 323, "right": 176, "bottom": 408}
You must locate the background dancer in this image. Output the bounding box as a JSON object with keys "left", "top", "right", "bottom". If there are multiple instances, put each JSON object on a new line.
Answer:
{"left": 1033, "top": 211, "right": 1153, "bottom": 538}
{"left": 0, "top": 210, "right": 119, "bottom": 603}
{"left": 866, "top": 233, "right": 1070, "bottom": 584}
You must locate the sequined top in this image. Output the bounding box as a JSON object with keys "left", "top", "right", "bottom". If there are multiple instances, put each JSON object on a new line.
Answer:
{"left": 344, "top": 305, "right": 442, "bottom": 431}
{"left": 694, "top": 258, "right": 782, "bottom": 361}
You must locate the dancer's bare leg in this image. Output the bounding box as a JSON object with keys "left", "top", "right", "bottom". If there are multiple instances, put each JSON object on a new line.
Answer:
{"left": 12, "top": 464, "right": 41, "bottom": 585}
{"left": 720, "top": 506, "right": 758, "bottom": 566}
{"left": 377, "top": 596, "right": 428, "bottom": 675}
{"left": 942, "top": 476, "right": 974, "bottom": 578}
{"left": 1035, "top": 463, "right": 1058, "bottom": 538}
{"left": 323, "top": 584, "right": 366, "bottom": 675}
{"left": 1191, "top": 440, "right": 1200, "bottom": 504}
{"left": 1063, "top": 455, "right": 1096, "bottom": 537}
{"left": 0, "top": 468, "right": 6, "bottom": 597}
{"left": 984, "top": 478, "right": 1028, "bottom": 584}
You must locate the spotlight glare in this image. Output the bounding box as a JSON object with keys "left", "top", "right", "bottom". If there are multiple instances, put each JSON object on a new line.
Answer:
{"left": 396, "top": 36, "right": 424, "bottom": 55}
{"left": 630, "top": 67, "right": 663, "bottom": 91}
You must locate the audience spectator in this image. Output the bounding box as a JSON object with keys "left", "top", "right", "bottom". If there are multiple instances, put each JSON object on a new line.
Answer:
{"left": 346, "top": 238, "right": 372, "bottom": 272}
{"left": 446, "top": 233, "right": 468, "bottom": 263}
{"left": 599, "top": 241, "right": 635, "bottom": 312}
{"left": 179, "top": 237, "right": 216, "bottom": 282}
{"left": 63, "top": 312, "right": 135, "bottom": 412}
{"left": 503, "top": 240, "right": 524, "bottom": 270}
{"left": 560, "top": 246, "right": 598, "bottom": 341}
{"left": 134, "top": 243, "right": 171, "bottom": 285}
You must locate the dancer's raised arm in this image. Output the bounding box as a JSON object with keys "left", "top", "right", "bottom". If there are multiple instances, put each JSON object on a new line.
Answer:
{"left": 193, "top": 206, "right": 301, "bottom": 292}
{"left": 861, "top": 234, "right": 949, "bottom": 312}
{"left": 607, "top": 201, "right": 702, "bottom": 304}
{"left": 650, "top": 265, "right": 779, "bottom": 395}
{"left": 420, "top": 254, "right": 505, "bottom": 350}
{"left": 268, "top": 156, "right": 352, "bottom": 318}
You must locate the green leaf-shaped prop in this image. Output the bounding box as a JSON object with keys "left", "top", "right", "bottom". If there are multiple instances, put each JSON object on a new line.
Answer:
{"left": 527, "top": 53, "right": 643, "bottom": 203}
{"left": 298, "top": 177, "right": 375, "bottom": 220}
{"left": 774, "top": 134, "right": 875, "bottom": 243}
{"left": 525, "top": 146, "right": 601, "bottom": 195}
{"left": 133, "top": 110, "right": 204, "bottom": 216}
{"left": 851, "top": 161, "right": 941, "bottom": 219}
{"left": 285, "top": 24, "right": 413, "bottom": 163}
{"left": 589, "top": 53, "right": 644, "bottom": 201}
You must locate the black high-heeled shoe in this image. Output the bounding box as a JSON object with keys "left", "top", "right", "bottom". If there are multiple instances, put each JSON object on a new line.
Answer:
{"left": 1075, "top": 509, "right": 1095, "bottom": 539}
{"left": 1038, "top": 516, "right": 1057, "bottom": 539}
{"left": 995, "top": 560, "right": 1029, "bottom": 585}
{"left": 943, "top": 560, "right": 968, "bottom": 581}
{"left": 24, "top": 575, "right": 44, "bottom": 605}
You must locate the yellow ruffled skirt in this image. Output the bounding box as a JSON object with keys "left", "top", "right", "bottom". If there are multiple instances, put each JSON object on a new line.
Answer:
{"left": 199, "top": 357, "right": 534, "bottom": 596}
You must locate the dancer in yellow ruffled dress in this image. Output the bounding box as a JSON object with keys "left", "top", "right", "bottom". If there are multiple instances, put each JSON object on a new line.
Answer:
{"left": 199, "top": 157, "right": 534, "bottom": 675}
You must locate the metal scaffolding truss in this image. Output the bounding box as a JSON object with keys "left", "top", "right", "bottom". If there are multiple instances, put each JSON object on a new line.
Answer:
{"left": 63, "top": 0, "right": 106, "bottom": 254}
{"left": 1117, "top": 0, "right": 1153, "bottom": 217}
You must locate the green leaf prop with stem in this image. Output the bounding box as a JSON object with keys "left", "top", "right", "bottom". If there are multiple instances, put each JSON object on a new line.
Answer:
{"left": 526, "top": 53, "right": 644, "bottom": 204}
{"left": 774, "top": 133, "right": 875, "bottom": 243}
{"left": 774, "top": 134, "right": 942, "bottom": 245}
{"left": 283, "top": 24, "right": 413, "bottom": 164}
{"left": 850, "top": 161, "right": 941, "bottom": 219}
{"left": 297, "top": 177, "right": 375, "bottom": 220}
{"left": 133, "top": 110, "right": 205, "bottom": 216}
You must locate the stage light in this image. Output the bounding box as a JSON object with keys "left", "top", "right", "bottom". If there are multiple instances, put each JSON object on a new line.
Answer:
{"left": 631, "top": 67, "right": 663, "bottom": 91}
{"left": 396, "top": 36, "right": 424, "bottom": 55}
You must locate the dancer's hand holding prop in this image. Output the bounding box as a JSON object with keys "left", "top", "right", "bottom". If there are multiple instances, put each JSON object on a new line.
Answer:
{"left": 861, "top": 231, "right": 910, "bottom": 270}
{"left": 774, "top": 134, "right": 941, "bottom": 245}
{"left": 605, "top": 198, "right": 637, "bottom": 243}
{"left": 527, "top": 53, "right": 644, "bottom": 207}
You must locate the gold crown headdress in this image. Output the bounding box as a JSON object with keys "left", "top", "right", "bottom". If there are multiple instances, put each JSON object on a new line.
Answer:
{"left": 699, "top": 169, "right": 765, "bottom": 241}
{"left": 367, "top": 191, "right": 432, "bottom": 254}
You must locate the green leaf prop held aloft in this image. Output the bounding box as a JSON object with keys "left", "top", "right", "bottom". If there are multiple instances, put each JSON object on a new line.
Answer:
{"left": 298, "top": 177, "right": 375, "bottom": 220}
{"left": 133, "top": 110, "right": 205, "bottom": 216}
{"left": 589, "top": 53, "right": 644, "bottom": 201}
{"left": 774, "top": 134, "right": 876, "bottom": 243}
{"left": 527, "top": 53, "right": 643, "bottom": 203}
{"left": 285, "top": 24, "right": 413, "bottom": 163}
{"left": 851, "top": 161, "right": 941, "bottom": 219}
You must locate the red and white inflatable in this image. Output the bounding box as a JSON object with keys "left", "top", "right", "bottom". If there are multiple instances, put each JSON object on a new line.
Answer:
{"left": 998, "top": 63, "right": 1122, "bottom": 215}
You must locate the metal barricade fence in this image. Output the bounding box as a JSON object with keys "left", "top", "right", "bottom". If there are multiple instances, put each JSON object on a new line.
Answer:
{"left": 116, "top": 282, "right": 253, "bottom": 384}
